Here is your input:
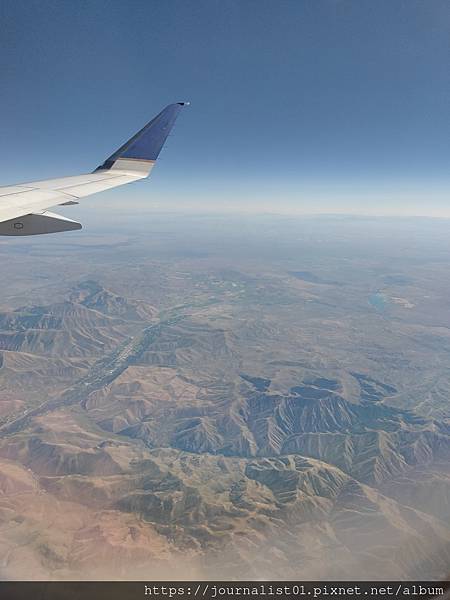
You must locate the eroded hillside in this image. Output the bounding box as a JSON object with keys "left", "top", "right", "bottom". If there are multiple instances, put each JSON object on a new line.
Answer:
{"left": 1, "top": 216, "right": 450, "bottom": 579}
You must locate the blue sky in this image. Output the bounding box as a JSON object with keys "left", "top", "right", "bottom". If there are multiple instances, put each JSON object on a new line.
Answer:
{"left": 0, "top": 0, "right": 449, "bottom": 216}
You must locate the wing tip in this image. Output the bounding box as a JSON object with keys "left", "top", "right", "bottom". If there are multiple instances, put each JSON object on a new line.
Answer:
{"left": 97, "top": 101, "right": 188, "bottom": 171}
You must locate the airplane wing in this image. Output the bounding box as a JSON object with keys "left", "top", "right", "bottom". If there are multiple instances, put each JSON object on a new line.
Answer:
{"left": 0, "top": 102, "right": 187, "bottom": 236}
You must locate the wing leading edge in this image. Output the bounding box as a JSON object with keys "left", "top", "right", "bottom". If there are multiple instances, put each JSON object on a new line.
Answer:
{"left": 0, "top": 102, "right": 187, "bottom": 235}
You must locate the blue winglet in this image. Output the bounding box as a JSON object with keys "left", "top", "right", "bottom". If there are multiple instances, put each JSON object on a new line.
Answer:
{"left": 97, "top": 102, "right": 188, "bottom": 170}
